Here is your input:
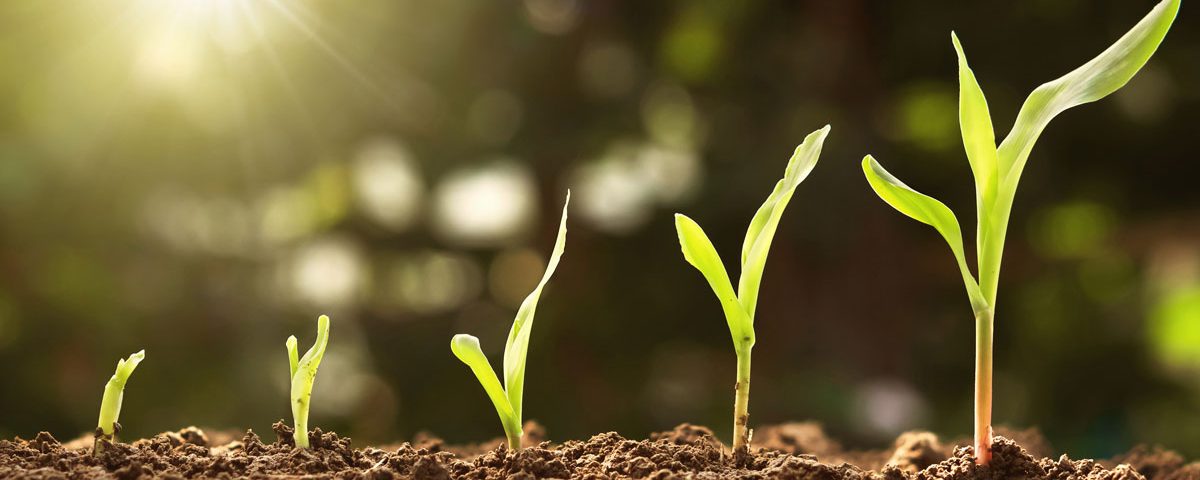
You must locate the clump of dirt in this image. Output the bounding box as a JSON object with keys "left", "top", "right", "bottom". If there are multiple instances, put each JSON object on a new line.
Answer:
{"left": 1, "top": 422, "right": 1196, "bottom": 479}
{"left": 1111, "top": 445, "right": 1200, "bottom": 480}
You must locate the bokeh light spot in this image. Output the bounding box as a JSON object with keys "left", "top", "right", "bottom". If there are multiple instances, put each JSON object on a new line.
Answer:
{"left": 352, "top": 138, "right": 424, "bottom": 232}
{"left": 287, "top": 236, "right": 367, "bottom": 308}
{"left": 641, "top": 81, "right": 704, "bottom": 150}
{"left": 1150, "top": 285, "right": 1200, "bottom": 368}
{"left": 432, "top": 161, "right": 538, "bottom": 247}
{"left": 380, "top": 251, "right": 483, "bottom": 315}
{"left": 1030, "top": 201, "right": 1115, "bottom": 259}
{"left": 894, "top": 83, "right": 957, "bottom": 152}
{"left": 523, "top": 0, "right": 580, "bottom": 35}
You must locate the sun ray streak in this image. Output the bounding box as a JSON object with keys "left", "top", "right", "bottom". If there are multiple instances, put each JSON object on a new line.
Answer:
{"left": 263, "top": 0, "right": 402, "bottom": 112}
{"left": 238, "top": 0, "right": 321, "bottom": 143}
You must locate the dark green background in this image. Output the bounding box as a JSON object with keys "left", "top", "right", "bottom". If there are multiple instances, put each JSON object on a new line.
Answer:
{"left": 1, "top": 0, "right": 1197, "bottom": 459}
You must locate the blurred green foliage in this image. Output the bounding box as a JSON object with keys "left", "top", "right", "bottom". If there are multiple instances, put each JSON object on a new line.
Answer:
{"left": 0, "top": 0, "right": 1198, "bottom": 459}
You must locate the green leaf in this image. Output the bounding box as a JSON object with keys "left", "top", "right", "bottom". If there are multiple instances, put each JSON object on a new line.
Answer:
{"left": 114, "top": 349, "right": 146, "bottom": 383}
{"left": 502, "top": 191, "right": 569, "bottom": 422}
{"left": 294, "top": 315, "right": 330, "bottom": 378}
{"left": 286, "top": 336, "right": 298, "bottom": 380}
{"left": 738, "top": 125, "right": 829, "bottom": 320}
{"left": 97, "top": 350, "right": 145, "bottom": 435}
{"left": 975, "top": 0, "right": 1178, "bottom": 303}
{"left": 951, "top": 33, "right": 999, "bottom": 202}
{"left": 862, "top": 155, "right": 987, "bottom": 311}
{"left": 289, "top": 315, "right": 330, "bottom": 448}
{"left": 952, "top": 32, "right": 1003, "bottom": 306}
{"left": 997, "top": 0, "right": 1178, "bottom": 186}
{"left": 451, "top": 334, "right": 518, "bottom": 430}
{"left": 675, "top": 213, "right": 753, "bottom": 346}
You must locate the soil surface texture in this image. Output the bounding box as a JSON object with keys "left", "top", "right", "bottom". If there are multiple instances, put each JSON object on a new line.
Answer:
{"left": 1, "top": 421, "right": 1196, "bottom": 479}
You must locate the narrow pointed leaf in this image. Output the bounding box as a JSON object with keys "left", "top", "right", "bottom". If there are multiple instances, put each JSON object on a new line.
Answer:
{"left": 862, "top": 156, "right": 987, "bottom": 311}
{"left": 952, "top": 32, "right": 1004, "bottom": 306}
{"left": 676, "top": 213, "right": 753, "bottom": 345}
{"left": 997, "top": 0, "right": 1178, "bottom": 185}
{"left": 952, "top": 32, "right": 1000, "bottom": 208}
{"left": 503, "top": 192, "right": 570, "bottom": 421}
{"left": 975, "top": 0, "right": 1178, "bottom": 303}
{"left": 452, "top": 334, "right": 517, "bottom": 426}
{"left": 738, "top": 125, "right": 829, "bottom": 320}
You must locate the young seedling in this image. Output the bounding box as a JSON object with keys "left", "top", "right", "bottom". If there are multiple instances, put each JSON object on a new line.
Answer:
{"left": 94, "top": 349, "right": 145, "bottom": 454}
{"left": 286, "top": 314, "right": 330, "bottom": 448}
{"left": 861, "top": 0, "right": 1177, "bottom": 464}
{"left": 674, "top": 126, "right": 829, "bottom": 454}
{"left": 451, "top": 192, "right": 569, "bottom": 451}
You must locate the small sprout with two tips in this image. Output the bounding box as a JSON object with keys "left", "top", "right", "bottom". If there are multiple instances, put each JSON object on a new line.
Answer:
{"left": 286, "top": 314, "right": 331, "bottom": 449}
{"left": 861, "top": 0, "right": 1177, "bottom": 464}
{"left": 451, "top": 192, "right": 570, "bottom": 451}
{"left": 94, "top": 350, "right": 145, "bottom": 455}
{"left": 674, "top": 126, "right": 830, "bottom": 454}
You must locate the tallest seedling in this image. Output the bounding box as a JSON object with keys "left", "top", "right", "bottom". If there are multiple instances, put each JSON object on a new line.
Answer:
{"left": 862, "top": 0, "right": 1177, "bottom": 465}
{"left": 675, "top": 126, "right": 829, "bottom": 453}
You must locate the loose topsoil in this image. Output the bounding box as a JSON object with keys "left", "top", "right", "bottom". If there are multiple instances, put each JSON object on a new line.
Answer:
{"left": 2, "top": 421, "right": 1196, "bottom": 479}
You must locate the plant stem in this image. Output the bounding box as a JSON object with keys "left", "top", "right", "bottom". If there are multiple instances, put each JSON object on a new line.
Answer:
{"left": 732, "top": 345, "right": 752, "bottom": 453}
{"left": 973, "top": 308, "right": 994, "bottom": 465}
{"left": 293, "top": 393, "right": 309, "bottom": 448}
{"left": 505, "top": 426, "right": 522, "bottom": 451}
{"left": 501, "top": 413, "right": 523, "bottom": 451}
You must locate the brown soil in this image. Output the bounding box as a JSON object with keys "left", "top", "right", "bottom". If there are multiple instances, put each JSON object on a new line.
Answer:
{"left": 1, "top": 421, "right": 1195, "bottom": 479}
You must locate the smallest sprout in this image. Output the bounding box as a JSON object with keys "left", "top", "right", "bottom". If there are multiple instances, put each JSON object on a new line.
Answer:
{"left": 95, "top": 350, "right": 145, "bottom": 454}
{"left": 286, "top": 315, "right": 330, "bottom": 449}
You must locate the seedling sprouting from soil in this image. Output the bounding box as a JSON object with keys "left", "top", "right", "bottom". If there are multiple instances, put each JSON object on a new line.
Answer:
{"left": 94, "top": 349, "right": 145, "bottom": 454}
{"left": 286, "top": 314, "right": 330, "bottom": 448}
{"left": 861, "top": 0, "right": 1177, "bottom": 464}
{"left": 451, "top": 192, "right": 569, "bottom": 451}
{"left": 674, "top": 126, "right": 829, "bottom": 454}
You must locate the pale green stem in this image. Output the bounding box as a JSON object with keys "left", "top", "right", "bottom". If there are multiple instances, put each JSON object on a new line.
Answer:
{"left": 293, "top": 392, "right": 310, "bottom": 448}
{"left": 973, "top": 308, "right": 994, "bottom": 465}
{"left": 97, "top": 379, "right": 126, "bottom": 437}
{"left": 503, "top": 418, "right": 522, "bottom": 451}
{"left": 732, "top": 345, "right": 752, "bottom": 453}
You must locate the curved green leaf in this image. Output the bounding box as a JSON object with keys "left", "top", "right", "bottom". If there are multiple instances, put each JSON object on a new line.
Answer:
{"left": 997, "top": 0, "right": 1178, "bottom": 185}
{"left": 862, "top": 156, "right": 987, "bottom": 311}
{"left": 114, "top": 349, "right": 145, "bottom": 383}
{"left": 451, "top": 334, "right": 518, "bottom": 433}
{"left": 952, "top": 33, "right": 999, "bottom": 199}
{"left": 503, "top": 191, "right": 569, "bottom": 422}
{"left": 975, "top": 0, "right": 1178, "bottom": 303}
{"left": 738, "top": 125, "right": 829, "bottom": 320}
{"left": 675, "top": 213, "right": 753, "bottom": 346}
{"left": 295, "top": 315, "right": 330, "bottom": 376}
